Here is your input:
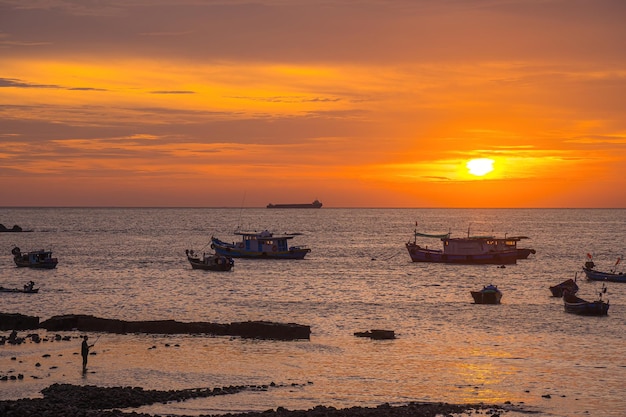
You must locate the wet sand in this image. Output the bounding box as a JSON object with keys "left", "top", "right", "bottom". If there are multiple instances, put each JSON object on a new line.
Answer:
{"left": 1, "top": 330, "right": 531, "bottom": 417}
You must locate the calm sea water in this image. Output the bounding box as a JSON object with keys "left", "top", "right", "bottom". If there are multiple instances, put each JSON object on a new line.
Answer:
{"left": 1, "top": 208, "right": 625, "bottom": 416}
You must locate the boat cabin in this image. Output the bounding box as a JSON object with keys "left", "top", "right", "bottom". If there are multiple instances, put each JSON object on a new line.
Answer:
{"left": 237, "top": 230, "right": 294, "bottom": 252}
{"left": 443, "top": 236, "right": 518, "bottom": 255}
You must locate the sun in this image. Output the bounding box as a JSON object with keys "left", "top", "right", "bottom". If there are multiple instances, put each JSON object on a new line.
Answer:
{"left": 466, "top": 158, "right": 495, "bottom": 176}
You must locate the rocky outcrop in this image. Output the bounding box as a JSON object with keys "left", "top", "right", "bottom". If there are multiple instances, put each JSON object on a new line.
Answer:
{"left": 39, "top": 314, "right": 310, "bottom": 340}
{"left": 0, "top": 313, "right": 39, "bottom": 331}
{"left": 0, "top": 224, "right": 23, "bottom": 232}
{"left": 354, "top": 329, "right": 395, "bottom": 340}
{"left": 0, "top": 383, "right": 514, "bottom": 417}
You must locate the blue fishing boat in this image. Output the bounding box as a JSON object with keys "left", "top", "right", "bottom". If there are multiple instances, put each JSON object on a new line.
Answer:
{"left": 11, "top": 247, "right": 58, "bottom": 269}
{"left": 582, "top": 257, "right": 626, "bottom": 283}
{"left": 211, "top": 230, "right": 311, "bottom": 259}
{"left": 563, "top": 285, "right": 609, "bottom": 316}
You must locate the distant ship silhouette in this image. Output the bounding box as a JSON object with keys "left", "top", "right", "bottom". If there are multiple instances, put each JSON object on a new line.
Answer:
{"left": 266, "top": 199, "right": 323, "bottom": 209}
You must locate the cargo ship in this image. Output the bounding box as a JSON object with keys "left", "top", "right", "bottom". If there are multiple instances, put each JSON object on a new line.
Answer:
{"left": 266, "top": 199, "right": 322, "bottom": 209}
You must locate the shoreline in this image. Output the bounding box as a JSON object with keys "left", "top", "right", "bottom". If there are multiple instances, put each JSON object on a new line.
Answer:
{"left": 0, "top": 383, "right": 528, "bottom": 417}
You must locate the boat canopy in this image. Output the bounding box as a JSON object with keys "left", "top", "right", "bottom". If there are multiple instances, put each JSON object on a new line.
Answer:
{"left": 414, "top": 231, "right": 451, "bottom": 239}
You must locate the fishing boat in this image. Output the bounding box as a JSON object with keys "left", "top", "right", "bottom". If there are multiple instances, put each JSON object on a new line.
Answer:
{"left": 549, "top": 277, "right": 579, "bottom": 297}
{"left": 581, "top": 256, "right": 626, "bottom": 283}
{"left": 266, "top": 199, "right": 323, "bottom": 209}
{"left": 470, "top": 284, "right": 503, "bottom": 304}
{"left": 11, "top": 247, "right": 58, "bottom": 269}
{"left": 185, "top": 249, "right": 234, "bottom": 271}
{"left": 405, "top": 227, "right": 524, "bottom": 265}
{"left": 211, "top": 230, "right": 311, "bottom": 259}
{"left": 0, "top": 281, "right": 39, "bottom": 294}
{"left": 563, "top": 285, "right": 609, "bottom": 316}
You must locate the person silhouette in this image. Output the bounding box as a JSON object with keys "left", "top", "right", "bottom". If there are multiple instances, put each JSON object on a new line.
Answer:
{"left": 81, "top": 335, "right": 94, "bottom": 373}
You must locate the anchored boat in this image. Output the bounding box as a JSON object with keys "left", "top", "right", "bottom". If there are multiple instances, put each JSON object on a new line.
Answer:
{"left": 405, "top": 227, "right": 529, "bottom": 265}
{"left": 563, "top": 285, "right": 609, "bottom": 316}
{"left": 11, "top": 247, "right": 58, "bottom": 269}
{"left": 0, "top": 281, "right": 39, "bottom": 294}
{"left": 211, "top": 230, "right": 311, "bottom": 259}
{"left": 471, "top": 284, "right": 503, "bottom": 304}
{"left": 582, "top": 256, "right": 626, "bottom": 283}
{"left": 185, "top": 249, "right": 234, "bottom": 271}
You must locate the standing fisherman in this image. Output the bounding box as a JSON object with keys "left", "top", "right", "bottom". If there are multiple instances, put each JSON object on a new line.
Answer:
{"left": 81, "top": 335, "right": 94, "bottom": 373}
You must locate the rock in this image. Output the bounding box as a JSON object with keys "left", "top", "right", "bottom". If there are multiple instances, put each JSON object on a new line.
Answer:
{"left": 0, "top": 313, "right": 39, "bottom": 331}
{"left": 354, "top": 329, "right": 396, "bottom": 340}
{"left": 39, "top": 314, "right": 310, "bottom": 340}
{"left": 0, "top": 224, "right": 23, "bottom": 232}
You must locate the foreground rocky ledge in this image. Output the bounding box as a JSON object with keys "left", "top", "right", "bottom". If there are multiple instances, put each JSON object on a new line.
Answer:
{"left": 0, "top": 383, "right": 521, "bottom": 417}
{"left": 0, "top": 313, "right": 310, "bottom": 340}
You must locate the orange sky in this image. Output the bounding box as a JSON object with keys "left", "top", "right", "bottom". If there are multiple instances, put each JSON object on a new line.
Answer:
{"left": 1, "top": 0, "right": 625, "bottom": 207}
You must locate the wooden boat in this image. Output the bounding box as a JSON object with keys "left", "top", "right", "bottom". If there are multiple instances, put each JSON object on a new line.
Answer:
{"left": 471, "top": 284, "right": 503, "bottom": 304}
{"left": 405, "top": 227, "right": 527, "bottom": 265}
{"left": 211, "top": 230, "right": 311, "bottom": 259}
{"left": 0, "top": 281, "right": 39, "bottom": 294}
{"left": 11, "top": 247, "right": 58, "bottom": 269}
{"left": 185, "top": 249, "right": 234, "bottom": 271}
{"left": 563, "top": 285, "right": 609, "bottom": 316}
{"left": 267, "top": 199, "right": 322, "bottom": 209}
{"left": 549, "top": 277, "right": 579, "bottom": 297}
{"left": 582, "top": 258, "right": 626, "bottom": 283}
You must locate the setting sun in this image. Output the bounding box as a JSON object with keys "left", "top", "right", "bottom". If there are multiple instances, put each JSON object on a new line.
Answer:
{"left": 466, "top": 159, "right": 495, "bottom": 176}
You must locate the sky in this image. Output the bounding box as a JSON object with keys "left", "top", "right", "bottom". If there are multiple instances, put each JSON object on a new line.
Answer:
{"left": 1, "top": 0, "right": 626, "bottom": 208}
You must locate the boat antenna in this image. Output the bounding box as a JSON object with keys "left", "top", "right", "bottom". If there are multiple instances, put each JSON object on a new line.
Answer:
{"left": 236, "top": 191, "right": 247, "bottom": 232}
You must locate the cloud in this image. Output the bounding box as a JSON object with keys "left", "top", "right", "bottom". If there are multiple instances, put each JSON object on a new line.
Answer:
{"left": 0, "top": 77, "right": 62, "bottom": 89}
{"left": 0, "top": 77, "right": 108, "bottom": 91}
{"left": 149, "top": 90, "right": 196, "bottom": 94}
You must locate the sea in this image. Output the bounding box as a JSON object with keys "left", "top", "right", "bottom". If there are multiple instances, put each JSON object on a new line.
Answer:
{"left": 0, "top": 208, "right": 625, "bottom": 417}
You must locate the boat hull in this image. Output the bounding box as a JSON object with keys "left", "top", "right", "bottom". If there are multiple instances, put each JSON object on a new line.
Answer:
{"left": 471, "top": 290, "right": 502, "bottom": 304}
{"left": 406, "top": 243, "right": 517, "bottom": 265}
{"left": 14, "top": 259, "right": 58, "bottom": 269}
{"left": 187, "top": 256, "right": 233, "bottom": 271}
{"left": 516, "top": 248, "right": 536, "bottom": 259}
{"left": 582, "top": 267, "right": 626, "bottom": 283}
{"left": 563, "top": 294, "right": 609, "bottom": 316}
{"left": 213, "top": 245, "right": 310, "bottom": 259}
{"left": 0, "top": 287, "right": 39, "bottom": 293}
{"left": 549, "top": 278, "right": 579, "bottom": 297}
